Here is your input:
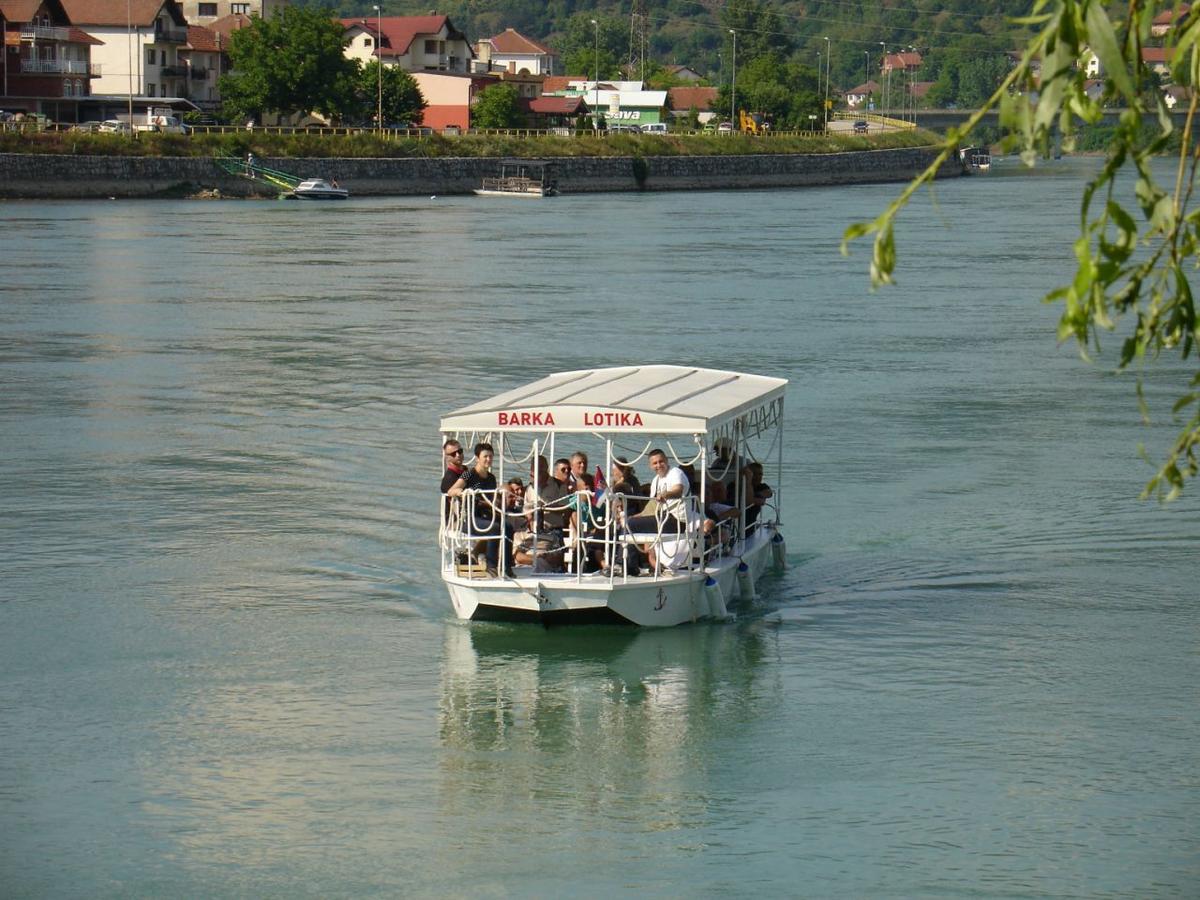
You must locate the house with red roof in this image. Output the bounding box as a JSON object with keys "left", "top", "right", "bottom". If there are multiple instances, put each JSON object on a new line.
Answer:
{"left": 342, "top": 14, "right": 473, "bottom": 75}
{"left": 1152, "top": 4, "right": 1190, "bottom": 36}
{"left": 177, "top": 23, "right": 225, "bottom": 109}
{"left": 0, "top": 0, "right": 102, "bottom": 118}
{"left": 844, "top": 80, "right": 879, "bottom": 109}
{"left": 882, "top": 51, "right": 921, "bottom": 74}
{"left": 666, "top": 85, "right": 717, "bottom": 123}
{"left": 475, "top": 27, "right": 558, "bottom": 76}
{"left": 60, "top": 0, "right": 190, "bottom": 100}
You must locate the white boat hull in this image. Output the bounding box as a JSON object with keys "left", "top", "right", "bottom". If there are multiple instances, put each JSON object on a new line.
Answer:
{"left": 443, "top": 525, "right": 781, "bottom": 627}
{"left": 473, "top": 188, "right": 553, "bottom": 198}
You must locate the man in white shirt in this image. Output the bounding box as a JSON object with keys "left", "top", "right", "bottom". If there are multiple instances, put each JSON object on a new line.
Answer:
{"left": 625, "top": 448, "right": 692, "bottom": 571}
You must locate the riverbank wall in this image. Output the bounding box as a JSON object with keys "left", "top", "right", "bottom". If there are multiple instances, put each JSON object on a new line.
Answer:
{"left": 0, "top": 146, "right": 961, "bottom": 199}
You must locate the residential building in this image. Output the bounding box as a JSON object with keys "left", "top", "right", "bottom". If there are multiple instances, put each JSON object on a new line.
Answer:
{"left": 1142, "top": 46, "right": 1174, "bottom": 79}
{"left": 1, "top": 0, "right": 102, "bottom": 118}
{"left": 474, "top": 27, "right": 557, "bottom": 75}
{"left": 342, "top": 14, "right": 472, "bottom": 75}
{"left": 409, "top": 70, "right": 492, "bottom": 130}
{"left": 663, "top": 64, "right": 702, "bottom": 82}
{"left": 666, "top": 85, "right": 717, "bottom": 123}
{"left": 844, "top": 80, "right": 879, "bottom": 109}
{"left": 882, "top": 51, "right": 921, "bottom": 74}
{"left": 526, "top": 93, "right": 584, "bottom": 128}
{"left": 177, "top": 22, "right": 223, "bottom": 108}
{"left": 61, "top": 0, "right": 189, "bottom": 100}
{"left": 1152, "top": 4, "right": 1189, "bottom": 36}
{"left": 180, "top": 0, "right": 285, "bottom": 26}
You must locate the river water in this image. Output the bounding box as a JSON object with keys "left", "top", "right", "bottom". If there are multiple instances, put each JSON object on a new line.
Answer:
{"left": 2, "top": 159, "right": 1197, "bottom": 897}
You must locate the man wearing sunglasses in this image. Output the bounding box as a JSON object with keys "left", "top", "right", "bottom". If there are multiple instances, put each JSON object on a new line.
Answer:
{"left": 440, "top": 440, "right": 465, "bottom": 520}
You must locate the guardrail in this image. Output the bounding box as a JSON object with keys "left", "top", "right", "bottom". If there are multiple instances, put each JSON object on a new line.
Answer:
{"left": 19, "top": 58, "right": 100, "bottom": 76}
{"left": 19, "top": 25, "right": 69, "bottom": 42}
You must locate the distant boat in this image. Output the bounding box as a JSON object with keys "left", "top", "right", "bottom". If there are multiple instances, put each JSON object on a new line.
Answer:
{"left": 959, "top": 146, "right": 991, "bottom": 172}
{"left": 289, "top": 178, "right": 349, "bottom": 200}
{"left": 475, "top": 159, "right": 558, "bottom": 198}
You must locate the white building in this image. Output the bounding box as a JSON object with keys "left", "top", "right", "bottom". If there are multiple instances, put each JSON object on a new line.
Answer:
{"left": 474, "top": 28, "right": 558, "bottom": 76}
{"left": 61, "top": 0, "right": 189, "bottom": 99}
{"left": 341, "top": 14, "right": 472, "bottom": 75}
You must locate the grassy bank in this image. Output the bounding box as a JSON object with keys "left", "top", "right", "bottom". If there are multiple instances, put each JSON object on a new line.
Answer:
{"left": 1, "top": 128, "right": 938, "bottom": 159}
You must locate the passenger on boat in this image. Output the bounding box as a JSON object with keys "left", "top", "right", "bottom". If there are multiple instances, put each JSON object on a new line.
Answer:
{"left": 625, "top": 449, "right": 692, "bottom": 571}
{"left": 504, "top": 477, "right": 528, "bottom": 540}
{"left": 567, "top": 472, "right": 604, "bottom": 572}
{"left": 440, "top": 439, "right": 465, "bottom": 521}
{"left": 602, "top": 480, "right": 645, "bottom": 575}
{"left": 744, "top": 462, "right": 773, "bottom": 530}
{"left": 610, "top": 457, "right": 644, "bottom": 513}
{"left": 446, "top": 441, "right": 510, "bottom": 576}
{"left": 516, "top": 456, "right": 569, "bottom": 571}
{"left": 569, "top": 451, "right": 588, "bottom": 488}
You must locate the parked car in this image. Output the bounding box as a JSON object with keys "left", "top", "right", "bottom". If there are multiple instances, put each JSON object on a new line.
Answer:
{"left": 717, "top": 120, "right": 734, "bottom": 134}
{"left": 641, "top": 122, "right": 668, "bottom": 134}
{"left": 99, "top": 119, "right": 132, "bottom": 134}
{"left": 853, "top": 120, "right": 869, "bottom": 134}
{"left": 69, "top": 121, "right": 104, "bottom": 132}
{"left": 609, "top": 124, "right": 642, "bottom": 133}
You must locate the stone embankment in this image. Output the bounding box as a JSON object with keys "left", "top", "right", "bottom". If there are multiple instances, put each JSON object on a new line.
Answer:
{"left": 0, "top": 146, "right": 961, "bottom": 199}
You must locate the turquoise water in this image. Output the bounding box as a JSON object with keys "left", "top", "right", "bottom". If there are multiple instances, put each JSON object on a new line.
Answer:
{"left": 1, "top": 160, "right": 1197, "bottom": 896}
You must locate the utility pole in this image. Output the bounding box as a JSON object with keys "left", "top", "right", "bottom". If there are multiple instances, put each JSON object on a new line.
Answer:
{"left": 729, "top": 29, "right": 736, "bottom": 125}
{"left": 374, "top": 5, "right": 382, "bottom": 132}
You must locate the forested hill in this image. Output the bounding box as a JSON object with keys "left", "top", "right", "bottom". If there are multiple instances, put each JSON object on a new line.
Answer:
{"left": 295, "top": 0, "right": 1041, "bottom": 90}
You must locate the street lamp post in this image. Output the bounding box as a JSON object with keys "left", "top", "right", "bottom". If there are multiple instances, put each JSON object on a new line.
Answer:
{"left": 590, "top": 18, "right": 599, "bottom": 129}
{"left": 879, "top": 42, "right": 886, "bottom": 114}
{"left": 823, "top": 36, "right": 830, "bottom": 131}
{"left": 373, "top": 5, "right": 382, "bottom": 132}
{"left": 729, "top": 29, "right": 736, "bottom": 126}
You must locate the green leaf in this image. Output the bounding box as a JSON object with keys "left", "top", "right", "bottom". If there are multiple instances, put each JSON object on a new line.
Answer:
{"left": 1085, "top": 0, "right": 1135, "bottom": 99}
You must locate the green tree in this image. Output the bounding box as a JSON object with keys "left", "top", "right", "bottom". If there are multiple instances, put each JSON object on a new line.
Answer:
{"left": 219, "top": 6, "right": 359, "bottom": 122}
{"left": 472, "top": 83, "right": 524, "bottom": 129}
{"left": 845, "top": 0, "right": 1200, "bottom": 499}
{"left": 358, "top": 61, "right": 426, "bottom": 126}
{"left": 719, "top": 0, "right": 794, "bottom": 69}
{"left": 560, "top": 14, "right": 625, "bottom": 79}
{"left": 713, "top": 53, "right": 820, "bottom": 130}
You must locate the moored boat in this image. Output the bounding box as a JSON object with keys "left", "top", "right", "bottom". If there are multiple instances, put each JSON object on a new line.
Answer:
{"left": 289, "top": 178, "right": 349, "bottom": 200}
{"left": 438, "top": 366, "right": 788, "bottom": 627}
{"left": 474, "top": 159, "right": 558, "bottom": 197}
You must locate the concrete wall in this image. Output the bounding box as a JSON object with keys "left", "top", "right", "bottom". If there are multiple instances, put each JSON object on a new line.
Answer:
{"left": 0, "top": 147, "right": 962, "bottom": 199}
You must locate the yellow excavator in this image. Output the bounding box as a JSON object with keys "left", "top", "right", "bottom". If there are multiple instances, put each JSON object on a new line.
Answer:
{"left": 738, "top": 110, "right": 771, "bottom": 135}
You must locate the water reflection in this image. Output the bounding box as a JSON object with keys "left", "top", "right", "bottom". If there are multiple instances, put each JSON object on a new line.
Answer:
{"left": 437, "top": 622, "right": 777, "bottom": 831}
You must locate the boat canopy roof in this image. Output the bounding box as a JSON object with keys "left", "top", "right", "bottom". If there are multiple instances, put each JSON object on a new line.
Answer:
{"left": 440, "top": 365, "right": 787, "bottom": 435}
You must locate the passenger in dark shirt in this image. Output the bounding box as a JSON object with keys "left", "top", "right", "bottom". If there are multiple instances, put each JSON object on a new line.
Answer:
{"left": 440, "top": 439, "right": 465, "bottom": 521}
{"left": 447, "top": 442, "right": 509, "bottom": 574}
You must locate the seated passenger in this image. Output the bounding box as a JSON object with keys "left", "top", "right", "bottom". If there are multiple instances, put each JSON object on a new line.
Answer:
{"left": 625, "top": 449, "right": 692, "bottom": 572}
{"left": 567, "top": 472, "right": 603, "bottom": 572}
{"left": 516, "top": 456, "right": 568, "bottom": 571}
{"left": 569, "top": 451, "right": 589, "bottom": 489}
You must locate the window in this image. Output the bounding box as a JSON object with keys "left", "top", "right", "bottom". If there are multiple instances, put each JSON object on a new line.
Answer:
{"left": 424, "top": 39, "right": 438, "bottom": 54}
{"left": 148, "top": 84, "right": 156, "bottom": 97}
{"left": 147, "top": 48, "right": 156, "bottom": 65}
{"left": 64, "top": 80, "right": 73, "bottom": 97}
{"left": 231, "top": 3, "right": 249, "bottom": 13}
{"left": 198, "top": 3, "right": 217, "bottom": 15}
{"left": 75, "top": 79, "right": 84, "bottom": 96}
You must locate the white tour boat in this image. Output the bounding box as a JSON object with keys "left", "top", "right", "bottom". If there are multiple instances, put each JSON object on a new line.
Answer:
{"left": 474, "top": 159, "right": 558, "bottom": 198}
{"left": 439, "top": 365, "right": 789, "bottom": 627}
{"left": 290, "top": 178, "right": 349, "bottom": 200}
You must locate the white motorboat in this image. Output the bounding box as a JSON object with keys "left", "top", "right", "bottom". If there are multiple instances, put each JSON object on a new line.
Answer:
{"left": 289, "top": 178, "right": 349, "bottom": 200}
{"left": 474, "top": 159, "right": 558, "bottom": 197}
{"left": 438, "top": 366, "right": 789, "bottom": 627}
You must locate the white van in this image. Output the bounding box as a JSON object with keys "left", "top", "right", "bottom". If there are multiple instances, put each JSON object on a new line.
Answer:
{"left": 641, "top": 122, "right": 668, "bottom": 134}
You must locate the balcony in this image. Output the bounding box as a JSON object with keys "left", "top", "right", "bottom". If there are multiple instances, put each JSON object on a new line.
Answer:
{"left": 159, "top": 65, "right": 188, "bottom": 78}
{"left": 20, "top": 58, "right": 101, "bottom": 76}
{"left": 153, "top": 24, "right": 188, "bottom": 43}
{"left": 190, "top": 67, "right": 209, "bottom": 80}
{"left": 20, "top": 24, "right": 70, "bottom": 42}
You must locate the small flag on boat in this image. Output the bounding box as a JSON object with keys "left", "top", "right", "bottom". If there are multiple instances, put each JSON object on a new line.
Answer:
{"left": 594, "top": 464, "right": 607, "bottom": 501}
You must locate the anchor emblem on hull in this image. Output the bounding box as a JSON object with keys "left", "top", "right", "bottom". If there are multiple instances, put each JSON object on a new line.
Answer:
{"left": 654, "top": 587, "right": 667, "bottom": 611}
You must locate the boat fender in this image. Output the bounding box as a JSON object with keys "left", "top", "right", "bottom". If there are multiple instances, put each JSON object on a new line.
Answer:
{"left": 704, "top": 576, "right": 727, "bottom": 620}
{"left": 771, "top": 532, "right": 787, "bottom": 570}
{"left": 737, "top": 561, "right": 756, "bottom": 602}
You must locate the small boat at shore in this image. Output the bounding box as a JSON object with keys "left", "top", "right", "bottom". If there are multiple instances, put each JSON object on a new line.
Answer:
{"left": 960, "top": 146, "right": 991, "bottom": 172}
{"left": 289, "top": 178, "right": 349, "bottom": 200}
{"left": 475, "top": 159, "right": 558, "bottom": 197}
{"left": 438, "top": 365, "right": 789, "bottom": 627}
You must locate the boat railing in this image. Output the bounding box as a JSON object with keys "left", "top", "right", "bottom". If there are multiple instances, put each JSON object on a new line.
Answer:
{"left": 442, "top": 488, "right": 756, "bottom": 583}
{"left": 479, "top": 175, "right": 545, "bottom": 194}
